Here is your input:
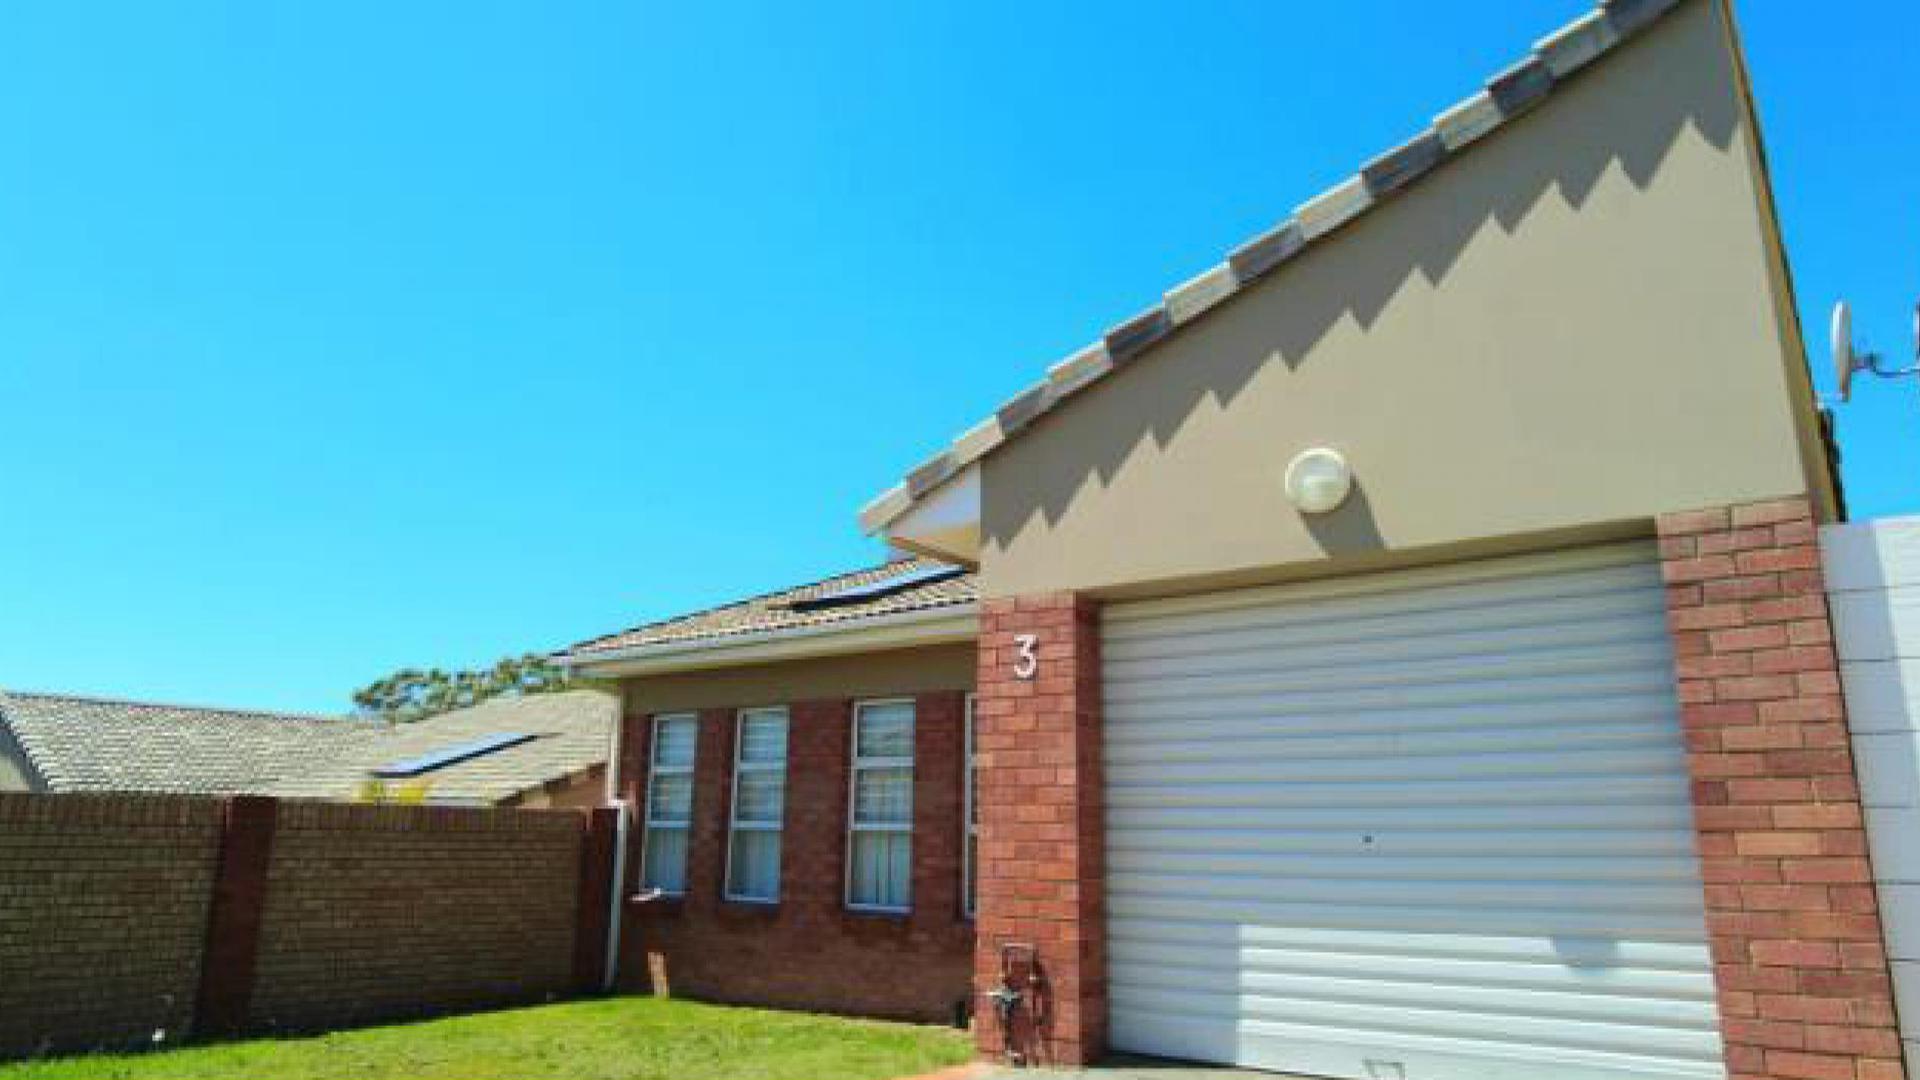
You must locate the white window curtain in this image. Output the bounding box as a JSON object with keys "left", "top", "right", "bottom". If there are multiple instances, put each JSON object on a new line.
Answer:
{"left": 726, "top": 708, "right": 788, "bottom": 902}
{"left": 643, "top": 714, "right": 697, "bottom": 894}
{"left": 848, "top": 700, "right": 915, "bottom": 911}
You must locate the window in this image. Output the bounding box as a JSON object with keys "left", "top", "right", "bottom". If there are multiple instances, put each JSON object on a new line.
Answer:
{"left": 642, "top": 713, "right": 697, "bottom": 894}
{"left": 847, "top": 699, "right": 915, "bottom": 911}
{"left": 963, "top": 694, "right": 978, "bottom": 918}
{"left": 725, "top": 707, "right": 788, "bottom": 902}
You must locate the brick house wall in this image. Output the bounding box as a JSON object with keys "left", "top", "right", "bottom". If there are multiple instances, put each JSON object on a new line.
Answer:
{"left": 1661, "top": 496, "right": 1907, "bottom": 1080}
{"left": 0, "top": 794, "right": 223, "bottom": 1058}
{"left": 245, "top": 801, "right": 584, "bottom": 1033}
{"left": 616, "top": 689, "right": 974, "bottom": 1022}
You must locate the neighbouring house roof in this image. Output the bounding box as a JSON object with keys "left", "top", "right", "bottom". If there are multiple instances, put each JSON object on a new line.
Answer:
{"left": 857, "top": 0, "right": 1685, "bottom": 541}
{"left": 270, "top": 689, "right": 617, "bottom": 806}
{"left": 0, "top": 690, "right": 383, "bottom": 795}
{"left": 558, "top": 558, "right": 978, "bottom": 664}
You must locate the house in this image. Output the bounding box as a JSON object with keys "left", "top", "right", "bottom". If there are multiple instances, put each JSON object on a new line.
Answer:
{"left": 271, "top": 688, "right": 617, "bottom": 808}
{"left": 558, "top": 2, "right": 1900, "bottom": 1079}
{"left": 0, "top": 691, "right": 381, "bottom": 795}
{"left": 0, "top": 688, "right": 615, "bottom": 808}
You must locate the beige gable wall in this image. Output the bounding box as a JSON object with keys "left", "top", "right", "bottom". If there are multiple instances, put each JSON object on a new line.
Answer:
{"left": 979, "top": 0, "right": 1826, "bottom": 600}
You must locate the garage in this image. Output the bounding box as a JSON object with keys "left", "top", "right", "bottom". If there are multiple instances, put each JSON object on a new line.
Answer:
{"left": 1102, "top": 542, "right": 1726, "bottom": 1080}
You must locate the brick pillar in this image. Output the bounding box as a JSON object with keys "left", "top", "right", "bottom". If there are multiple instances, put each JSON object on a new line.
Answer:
{"left": 193, "top": 795, "right": 278, "bottom": 1039}
{"left": 974, "top": 593, "right": 1105, "bottom": 1066}
{"left": 911, "top": 690, "right": 968, "bottom": 927}
{"left": 1660, "top": 496, "right": 1906, "bottom": 1080}
{"left": 684, "top": 709, "right": 733, "bottom": 914}
{"left": 784, "top": 699, "right": 853, "bottom": 926}
{"left": 573, "top": 806, "right": 619, "bottom": 993}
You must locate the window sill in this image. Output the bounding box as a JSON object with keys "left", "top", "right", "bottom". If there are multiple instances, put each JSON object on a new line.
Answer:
{"left": 719, "top": 898, "right": 781, "bottom": 917}
{"left": 844, "top": 905, "right": 913, "bottom": 921}
{"left": 628, "top": 892, "right": 685, "bottom": 915}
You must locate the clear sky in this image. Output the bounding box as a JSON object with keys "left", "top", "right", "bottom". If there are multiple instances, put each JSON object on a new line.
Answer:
{"left": 3, "top": 1, "right": 1916, "bottom": 715}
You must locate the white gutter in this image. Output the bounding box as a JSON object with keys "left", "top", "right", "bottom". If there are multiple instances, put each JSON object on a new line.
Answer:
{"left": 556, "top": 603, "right": 979, "bottom": 679}
{"left": 601, "top": 712, "right": 627, "bottom": 993}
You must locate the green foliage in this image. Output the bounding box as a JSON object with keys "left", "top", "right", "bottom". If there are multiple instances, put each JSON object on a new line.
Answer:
{"left": 351, "top": 654, "right": 589, "bottom": 724}
{"left": 0, "top": 997, "right": 974, "bottom": 1080}
{"left": 353, "top": 778, "right": 434, "bottom": 805}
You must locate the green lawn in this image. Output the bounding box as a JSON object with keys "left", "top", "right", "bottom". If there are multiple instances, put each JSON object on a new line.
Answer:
{"left": 0, "top": 998, "right": 975, "bottom": 1080}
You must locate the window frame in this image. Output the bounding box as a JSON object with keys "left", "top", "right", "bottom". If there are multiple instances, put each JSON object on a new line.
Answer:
{"left": 845, "top": 697, "right": 916, "bottom": 914}
{"left": 962, "top": 693, "right": 978, "bottom": 919}
{"left": 640, "top": 712, "right": 698, "bottom": 896}
{"left": 723, "top": 705, "right": 789, "bottom": 904}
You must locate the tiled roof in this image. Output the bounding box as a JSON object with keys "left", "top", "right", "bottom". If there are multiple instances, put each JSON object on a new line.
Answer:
{"left": 561, "top": 558, "right": 977, "bottom": 658}
{"left": 270, "top": 689, "right": 617, "bottom": 806}
{"left": 0, "top": 690, "right": 382, "bottom": 795}
{"left": 858, "top": 0, "right": 1685, "bottom": 536}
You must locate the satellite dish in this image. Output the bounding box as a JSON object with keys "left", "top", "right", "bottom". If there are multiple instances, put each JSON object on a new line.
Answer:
{"left": 1832, "top": 300, "right": 1855, "bottom": 402}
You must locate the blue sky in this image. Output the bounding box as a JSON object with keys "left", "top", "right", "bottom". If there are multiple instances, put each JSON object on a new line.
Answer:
{"left": 2, "top": 1, "right": 1915, "bottom": 714}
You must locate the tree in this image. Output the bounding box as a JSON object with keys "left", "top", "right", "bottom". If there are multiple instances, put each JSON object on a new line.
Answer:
{"left": 350, "top": 653, "right": 587, "bottom": 723}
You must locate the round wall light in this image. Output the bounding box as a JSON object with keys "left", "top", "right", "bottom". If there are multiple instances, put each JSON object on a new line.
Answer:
{"left": 1284, "top": 448, "right": 1353, "bottom": 514}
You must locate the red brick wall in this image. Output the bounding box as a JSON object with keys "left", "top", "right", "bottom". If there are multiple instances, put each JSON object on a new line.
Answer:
{"left": 617, "top": 690, "right": 974, "bottom": 1022}
{"left": 973, "top": 594, "right": 1105, "bottom": 1066}
{"left": 245, "top": 801, "right": 584, "bottom": 1033}
{"left": 1661, "top": 497, "right": 1907, "bottom": 1080}
{"left": 0, "top": 794, "right": 223, "bottom": 1058}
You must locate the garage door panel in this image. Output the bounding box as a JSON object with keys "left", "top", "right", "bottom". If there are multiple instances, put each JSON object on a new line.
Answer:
{"left": 1112, "top": 871, "right": 1705, "bottom": 913}
{"left": 1110, "top": 1007, "right": 1726, "bottom": 1080}
{"left": 1104, "top": 605, "right": 1668, "bottom": 680}
{"left": 1111, "top": 826, "right": 1697, "bottom": 858}
{"left": 1108, "top": 922, "right": 1715, "bottom": 969}
{"left": 1109, "top": 774, "right": 1690, "bottom": 810}
{"left": 1109, "top": 849, "right": 1709, "bottom": 883}
{"left": 1102, "top": 542, "right": 1723, "bottom": 1079}
{"left": 1109, "top": 894, "right": 1713, "bottom": 941}
{"left": 1107, "top": 800, "right": 1697, "bottom": 835}
{"left": 1111, "top": 975, "right": 1720, "bottom": 1045}
{"left": 1109, "top": 671, "right": 1678, "bottom": 725}
{"left": 1109, "top": 942, "right": 1716, "bottom": 1002}
{"left": 1108, "top": 699, "right": 1680, "bottom": 749}
{"left": 1106, "top": 641, "right": 1677, "bottom": 706}
{"left": 1110, "top": 745, "right": 1683, "bottom": 787}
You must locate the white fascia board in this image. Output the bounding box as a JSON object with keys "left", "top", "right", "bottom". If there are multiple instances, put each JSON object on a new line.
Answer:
{"left": 557, "top": 603, "right": 979, "bottom": 679}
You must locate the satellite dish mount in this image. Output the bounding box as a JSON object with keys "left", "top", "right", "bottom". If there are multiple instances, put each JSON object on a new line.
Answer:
{"left": 1832, "top": 299, "right": 1920, "bottom": 403}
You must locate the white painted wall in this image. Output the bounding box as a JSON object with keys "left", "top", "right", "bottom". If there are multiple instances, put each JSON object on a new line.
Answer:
{"left": 1823, "top": 515, "right": 1920, "bottom": 1071}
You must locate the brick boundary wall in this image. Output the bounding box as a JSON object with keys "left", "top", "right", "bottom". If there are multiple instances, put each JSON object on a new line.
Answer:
{"left": 973, "top": 593, "right": 1105, "bottom": 1067}
{"left": 616, "top": 692, "right": 973, "bottom": 1021}
{"left": 244, "top": 801, "right": 590, "bottom": 1034}
{"left": 194, "top": 795, "right": 279, "bottom": 1038}
{"left": 0, "top": 794, "right": 223, "bottom": 1059}
{"left": 1660, "top": 496, "right": 1907, "bottom": 1080}
{"left": 0, "top": 793, "right": 612, "bottom": 1061}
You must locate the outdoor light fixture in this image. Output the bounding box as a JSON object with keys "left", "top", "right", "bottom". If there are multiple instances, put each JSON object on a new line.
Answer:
{"left": 1284, "top": 448, "right": 1353, "bottom": 514}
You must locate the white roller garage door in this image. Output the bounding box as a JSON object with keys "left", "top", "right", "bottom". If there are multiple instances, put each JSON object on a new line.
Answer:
{"left": 1103, "top": 541, "right": 1725, "bottom": 1080}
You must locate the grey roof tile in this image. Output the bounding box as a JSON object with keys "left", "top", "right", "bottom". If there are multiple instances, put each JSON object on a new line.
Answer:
{"left": 0, "top": 691, "right": 381, "bottom": 796}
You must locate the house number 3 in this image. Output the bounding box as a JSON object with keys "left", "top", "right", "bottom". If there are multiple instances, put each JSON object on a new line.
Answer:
{"left": 1012, "top": 633, "right": 1040, "bottom": 680}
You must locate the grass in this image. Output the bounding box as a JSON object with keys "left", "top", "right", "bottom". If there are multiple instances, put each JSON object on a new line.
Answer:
{"left": 0, "top": 997, "right": 976, "bottom": 1080}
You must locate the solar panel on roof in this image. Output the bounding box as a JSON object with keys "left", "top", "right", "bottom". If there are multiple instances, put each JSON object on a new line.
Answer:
{"left": 373, "top": 731, "right": 536, "bottom": 778}
{"left": 787, "top": 564, "right": 966, "bottom": 611}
